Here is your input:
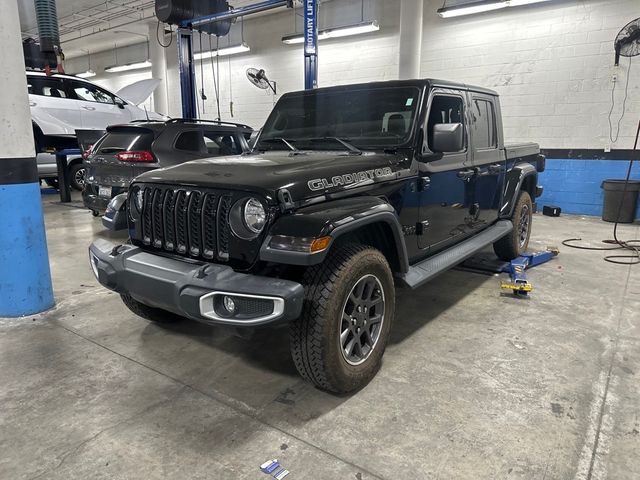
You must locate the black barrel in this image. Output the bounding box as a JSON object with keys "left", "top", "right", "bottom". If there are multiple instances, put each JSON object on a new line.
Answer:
{"left": 601, "top": 179, "right": 640, "bottom": 223}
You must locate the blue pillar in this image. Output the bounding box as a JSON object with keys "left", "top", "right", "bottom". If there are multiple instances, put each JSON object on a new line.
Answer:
{"left": 0, "top": 0, "right": 54, "bottom": 317}
{"left": 304, "top": 0, "right": 318, "bottom": 89}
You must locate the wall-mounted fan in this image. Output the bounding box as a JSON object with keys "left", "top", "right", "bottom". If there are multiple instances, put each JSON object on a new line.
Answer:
{"left": 614, "top": 17, "right": 640, "bottom": 66}
{"left": 246, "top": 68, "right": 277, "bottom": 94}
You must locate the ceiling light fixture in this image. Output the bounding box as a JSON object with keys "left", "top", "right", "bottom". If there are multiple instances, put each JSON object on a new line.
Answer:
{"left": 193, "top": 43, "right": 251, "bottom": 60}
{"left": 105, "top": 60, "right": 152, "bottom": 73}
{"left": 77, "top": 69, "right": 96, "bottom": 78}
{"left": 282, "top": 20, "right": 379, "bottom": 45}
{"left": 437, "top": 0, "right": 553, "bottom": 18}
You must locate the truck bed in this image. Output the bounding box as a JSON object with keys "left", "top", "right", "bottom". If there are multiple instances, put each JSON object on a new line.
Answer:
{"left": 504, "top": 142, "right": 540, "bottom": 160}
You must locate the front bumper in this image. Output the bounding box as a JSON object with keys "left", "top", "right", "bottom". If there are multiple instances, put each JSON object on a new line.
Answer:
{"left": 89, "top": 239, "right": 304, "bottom": 326}
{"left": 83, "top": 184, "right": 128, "bottom": 213}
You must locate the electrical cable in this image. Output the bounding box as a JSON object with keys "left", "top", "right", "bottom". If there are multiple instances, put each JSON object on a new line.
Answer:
{"left": 198, "top": 31, "right": 206, "bottom": 115}
{"left": 156, "top": 20, "right": 173, "bottom": 48}
{"left": 563, "top": 119, "right": 640, "bottom": 265}
{"left": 608, "top": 56, "right": 632, "bottom": 144}
{"left": 208, "top": 34, "right": 222, "bottom": 121}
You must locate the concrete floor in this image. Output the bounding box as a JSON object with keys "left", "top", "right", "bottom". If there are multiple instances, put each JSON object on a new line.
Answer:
{"left": 1, "top": 191, "right": 639, "bottom": 480}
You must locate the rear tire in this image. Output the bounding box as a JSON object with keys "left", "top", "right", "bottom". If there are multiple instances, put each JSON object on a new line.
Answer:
{"left": 68, "top": 163, "right": 86, "bottom": 191}
{"left": 289, "top": 244, "right": 395, "bottom": 394}
{"left": 120, "top": 294, "right": 183, "bottom": 323}
{"left": 493, "top": 191, "right": 533, "bottom": 261}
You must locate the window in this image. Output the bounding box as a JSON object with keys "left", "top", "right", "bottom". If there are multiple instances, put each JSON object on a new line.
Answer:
{"left": 203, "top": 133, "right": 241, "bottom": 156}
{"left": 27, "top": 77, "right": 69, "bottom": 98}
{"left": 72, "top": 83, "right": 115, "bottom": 104}
{"left": 427, "top": 95, "right": 465, "bottom": 152}
{"left": 174, "top": 130, "right": 204, "bottom": 153}
{"left": 258, "top": 86, "right": 420, "bottom": 150}
{"left": 471, "top": 99, "right": 497, "bottom": 149}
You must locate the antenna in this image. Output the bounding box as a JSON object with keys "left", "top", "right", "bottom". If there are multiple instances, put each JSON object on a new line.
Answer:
{"left": 144, "top": 105, "right": 150, "bottom": 121}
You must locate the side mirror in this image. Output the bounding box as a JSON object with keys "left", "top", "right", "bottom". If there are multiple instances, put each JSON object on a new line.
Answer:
{"left": 114, "top": 97, "right": 126, "bottom": 109}
{"left": 432, "top": 123, "right": 464, "bottom": 153}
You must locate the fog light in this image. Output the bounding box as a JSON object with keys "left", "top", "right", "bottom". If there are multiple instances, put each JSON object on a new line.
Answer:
{"left": 223, "top": 295, "right": 236, "bottom": 314}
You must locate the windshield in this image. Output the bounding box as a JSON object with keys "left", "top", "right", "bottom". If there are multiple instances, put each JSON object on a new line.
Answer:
{"left": 257, "top": 86, "right": 420, "bottom": 151}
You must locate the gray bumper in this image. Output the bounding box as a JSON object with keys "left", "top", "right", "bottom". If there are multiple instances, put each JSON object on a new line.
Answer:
{"left": 89, "top": 239, "right": 305, "bottom": 326}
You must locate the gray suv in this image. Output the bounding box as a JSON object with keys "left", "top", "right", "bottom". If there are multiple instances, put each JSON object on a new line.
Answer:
{"left": 82, "top": 119, "right": 253, "bottom": 216}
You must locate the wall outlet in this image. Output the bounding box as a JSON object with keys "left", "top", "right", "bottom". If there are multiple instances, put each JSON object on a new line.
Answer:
{"left": 604, "top": 144, "right": 612, "bottom": 153}
{"left": 611, "top": 74, "right": 618, "bottom": 83}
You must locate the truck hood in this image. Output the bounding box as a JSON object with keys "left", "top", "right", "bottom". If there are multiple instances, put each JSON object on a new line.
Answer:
{"left": 116, "top": 79, "right": 161, "bottom": 106}
{"left": 134, "top": 151, "right": 407, "bottom": 203}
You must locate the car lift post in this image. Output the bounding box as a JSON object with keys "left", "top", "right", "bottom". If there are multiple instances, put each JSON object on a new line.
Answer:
{"left": 303, "top": 0, "right": 318, "bottom": 89}
{"left": 55, "top": 148, "right": 81, "bottom": 203}
{"left": 177, "top": 0, "right": 312, "bottom": 118}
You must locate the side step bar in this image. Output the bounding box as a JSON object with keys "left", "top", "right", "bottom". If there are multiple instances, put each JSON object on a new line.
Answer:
{"left": 399, "top": 220, "right": 513, "bottom": 289}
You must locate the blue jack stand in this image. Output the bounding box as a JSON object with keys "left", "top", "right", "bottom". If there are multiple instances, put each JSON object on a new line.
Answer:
{"left": 500, "top": 247, "right": 559, "bottom": 296}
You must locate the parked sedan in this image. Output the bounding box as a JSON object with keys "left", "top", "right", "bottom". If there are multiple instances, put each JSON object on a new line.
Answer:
{"left": 82, "top": 119, "right": 253, "bottom": 217}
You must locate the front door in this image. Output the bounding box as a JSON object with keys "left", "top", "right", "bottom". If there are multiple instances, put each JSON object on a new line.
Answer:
{"left": 68, "top": 80, "right": 131, "bottom": 129}
{"left": 417, "top": 91, "right": 475, "bottom": 252}
{"left": 468, "top": 93, "right": 504, "bottom": 228}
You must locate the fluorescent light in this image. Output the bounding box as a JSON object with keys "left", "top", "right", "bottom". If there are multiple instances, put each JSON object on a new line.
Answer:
{"left": 438, "top": 1, "right": 505, "bottom": 18}
{"left": 105, "top": 60, "right": 152, "bottom": 73}
{"left": 194, "top": 43, "right": 251, "bottom": 60}
{"left": 437, "top": 0, "right": 554, "bottom": 18}
{"left": 77, "top": 69, "right": 96, "bottom": 78}
{"left": 282, "top": 21, "right": 380, "bottom": 44}
{"left": 507, "top": 0, "right": 553, "bottom": 5}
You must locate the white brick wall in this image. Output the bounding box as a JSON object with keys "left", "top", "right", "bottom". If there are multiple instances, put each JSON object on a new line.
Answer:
{"left": 420, "top": 0, "right": 640, "bottom": 150}
{"left": 65, "top": 0, "right": 640, "bottom": 149}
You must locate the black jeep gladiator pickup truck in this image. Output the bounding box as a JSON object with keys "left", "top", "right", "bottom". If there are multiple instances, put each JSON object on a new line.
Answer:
{"left": 89, "top": 79, "right": 544, "bottom": 393}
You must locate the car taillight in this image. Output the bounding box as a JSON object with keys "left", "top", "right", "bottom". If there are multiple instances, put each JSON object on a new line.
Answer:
{"left": 116, "top": 151, "right": 155, "bottom": 162}
{"left": 82, "top": 144, "right": 93, "bottom": 159}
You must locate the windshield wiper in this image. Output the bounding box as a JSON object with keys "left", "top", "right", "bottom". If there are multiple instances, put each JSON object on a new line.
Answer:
{"left": 257, "top": 137, "right": 299, "bottom": 153}
{"left": 307, "top": 137, "right": 362, "bottom": 155}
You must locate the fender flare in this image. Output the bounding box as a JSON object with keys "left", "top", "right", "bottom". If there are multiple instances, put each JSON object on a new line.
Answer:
{"left": 260, "top": 198, "right": 409, "bottom": 273}
{"left": 500, "top": 163, "right": 538, "bottom": 219}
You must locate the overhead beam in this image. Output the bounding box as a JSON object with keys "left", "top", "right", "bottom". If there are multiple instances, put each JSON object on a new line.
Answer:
{"left": 182, "top": 0, "right": 288, "bottom": 29}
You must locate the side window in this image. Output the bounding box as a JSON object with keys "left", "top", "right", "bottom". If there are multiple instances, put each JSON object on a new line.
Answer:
{"left": 426, "top": 95, "right": 465, "bottom": 152}
{"left": 203, "top": 133, "right": 241, "bottom": 156}
{"left": 71, "top": 81, "right": 115, "bottom": 104}
{"left": 472, "top": 99, "right": 497, "bottom": 149}
{"left": 28, "top": 77, "right": 68, "bottom": 98}
{"left": 174, "top": 130, "right": 205, "bottom": 153}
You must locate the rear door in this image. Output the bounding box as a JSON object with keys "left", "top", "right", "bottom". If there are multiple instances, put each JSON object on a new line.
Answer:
{"left": 68, "top": 79, "right": 132, "bottom": 129}
{"left": 28, "top": 75, "right": 82, "bottom": 134}
{"left": 468, "top": 93, "right": 504, "bottom": 228}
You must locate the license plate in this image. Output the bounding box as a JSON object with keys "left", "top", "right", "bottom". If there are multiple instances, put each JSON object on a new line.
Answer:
{"left": 98, "top": 186, "right": 112, "bottom": 198}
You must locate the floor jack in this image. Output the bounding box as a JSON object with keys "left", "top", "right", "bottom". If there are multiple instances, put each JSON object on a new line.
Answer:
{"left": 499, "top": 247, "right": 559, "bottom": 296}
{"left": 459, "top": 247, "right": 559, "bottom": 296}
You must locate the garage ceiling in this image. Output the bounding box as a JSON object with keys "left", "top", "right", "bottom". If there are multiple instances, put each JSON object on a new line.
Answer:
{"left": 19, "top": 0, "right": 288, "bottom": 58}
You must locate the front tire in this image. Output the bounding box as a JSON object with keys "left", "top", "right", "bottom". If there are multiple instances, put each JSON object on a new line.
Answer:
{"left": 289, "top": 244, "right": 395, "bottom": 394}
{"left": 120, "top": 294, "right": 183, "bottom": 324}
{"left": 493, "top": 191, "right": 533, "bottom": 261}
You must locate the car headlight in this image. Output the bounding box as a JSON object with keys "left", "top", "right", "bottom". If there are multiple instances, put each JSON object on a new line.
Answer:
{"left": 243, "top": 198, "right": 266, "bottom": 234}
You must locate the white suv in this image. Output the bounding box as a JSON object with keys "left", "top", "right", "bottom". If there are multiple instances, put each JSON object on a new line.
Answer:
{"left": 28, "top": 71, "right": 164, "bottom": 189}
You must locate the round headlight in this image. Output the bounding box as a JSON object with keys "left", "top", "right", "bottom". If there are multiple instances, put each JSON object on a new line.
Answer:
{"left": 243, "top": 198, "right": 266, "bottom": 234}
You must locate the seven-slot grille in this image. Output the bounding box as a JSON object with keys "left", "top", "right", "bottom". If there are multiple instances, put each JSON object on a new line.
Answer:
{"left": 139, "top": 185, "right": 231, "bottom": 261}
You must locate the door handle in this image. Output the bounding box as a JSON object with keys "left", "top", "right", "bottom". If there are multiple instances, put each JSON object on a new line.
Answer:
{"left": 82, "top": 106, "right": 96, "bottom": 111}
{"left": 457, "top": 169, "right": 476, "bottom": 181}
{"left": 487, "top": 163, "right": 503, "bottom": 174}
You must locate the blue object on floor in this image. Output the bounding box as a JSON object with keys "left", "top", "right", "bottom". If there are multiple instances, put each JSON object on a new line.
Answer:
{"left": 500, "top": 248, "right": 560, "bottom": 296}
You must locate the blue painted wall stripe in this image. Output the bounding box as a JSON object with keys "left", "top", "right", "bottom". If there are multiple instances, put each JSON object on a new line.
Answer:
{"left": 537, "top": 159, "right": 640, "bottom": 219}
{"left": 0, "top": 182, "right": 54, "bottom": 316}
